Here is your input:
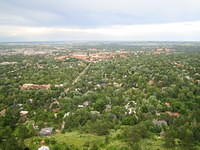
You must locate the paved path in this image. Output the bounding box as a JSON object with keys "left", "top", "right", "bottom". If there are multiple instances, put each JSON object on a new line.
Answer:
{"left": 57, "top": 62, "right": 92, "bottom": 130}
{"left": 64, "top": 62, "right": 91, "bottom": 93}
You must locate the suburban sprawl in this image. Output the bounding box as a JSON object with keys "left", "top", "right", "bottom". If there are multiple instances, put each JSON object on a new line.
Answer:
{"left": 0, "top": 41, "right": 200, "bottom": 150}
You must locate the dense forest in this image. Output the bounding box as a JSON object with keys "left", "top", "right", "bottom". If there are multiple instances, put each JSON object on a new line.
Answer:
{"left": 0, "top": 42, "right": 200, "bottom": 150}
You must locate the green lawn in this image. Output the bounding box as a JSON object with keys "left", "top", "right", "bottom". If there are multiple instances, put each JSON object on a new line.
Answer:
{"left": 25, "top": 131, "right": 105, "bottom": 149}
{"left": 54, "top": 131, "right": 105, "bottom": 146}
{"left": 25, "top": 131, "right": 188, "bottom": 150}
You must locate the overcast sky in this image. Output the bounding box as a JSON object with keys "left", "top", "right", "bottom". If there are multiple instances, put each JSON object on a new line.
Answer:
{"left": 1, "top": 0, "right": 200, "bottom": 41}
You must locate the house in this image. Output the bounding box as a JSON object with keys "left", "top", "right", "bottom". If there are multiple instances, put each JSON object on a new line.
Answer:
{"left": 78, "top": 105, "right": 84, "bottom": 108}
{"left": 0, "top": 62, "right": 17, "bottom": 65}
{"left": 166, "top": 111, "right": 180, "bottom": 117}
{"left": 54, "top": 113, "right": 58, "bottom": 119}
{"left": 49, "top": 101, "right": 60, "bottom": 109}
{"left": 17, "top": 104, "right": 23, "bottom": 110}
{"left": 20, "top": 111, "right": 29, "bottom": 116}
{"left": 125, "top": 101, "right": 137, "bottom": 109}
{"left": 148, "top": 80, "right": 155, "bottom": 86}
{"left": 21, "top": 84, "right": 51, "bottom": 90}
{"left": 153, "top": 119, "right": 168, "bottom": 127}
{"left": 105, "top": 105, "right": 112, "bottom": 112}
{"left": 28, "top": 99, "right": 33, "bottom": 103}
{"left": 113, "top": 82, "right": 122, "bottom": 88}
{"left": 164, "top": 102, "right": 171, "bottom": 107}
{"left": 63, "top": 112, "right": 71, "bottom": 119}
{"left": 39, "top": 127, "right": 54, "bottom": 136}
{"left": 90, "top": 111, "right": 100, "bottom": 115}
{"left": 55, "top": 84, "right": 64, "bottom": 88}
{"left": 52, "top": 108, "right": 60, "bottom": 112}
{"left": 126, "top": 107, "right": 136, "bottom": 115}
{"left": 61, "top": 121, "right": 65, "bottom": 130}
{"left": 83, "top": 101, "right": 90, "bottom": 107}
{"left": 0, "top": 109, "right": 6, "bottom": 116}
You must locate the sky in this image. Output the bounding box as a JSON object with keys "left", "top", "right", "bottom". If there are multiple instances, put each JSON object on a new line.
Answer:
{"left": 1, "top": 0, "right": 200, "bottom": 42}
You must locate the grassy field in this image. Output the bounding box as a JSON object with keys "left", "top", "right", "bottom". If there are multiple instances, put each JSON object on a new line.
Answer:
{"left": 25, "top": 131, "right": 105, "bottom": 149}
{"left": 25, "top": 131, "right": 189, "bottom": 150}
{"left": 53, "top": 131, "right": 105, "bottom": 146}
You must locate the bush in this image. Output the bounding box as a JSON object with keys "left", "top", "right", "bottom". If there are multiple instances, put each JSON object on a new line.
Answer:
{"left": 84, "top": 119, "right": 114, "bottom": 135}
{"left": 120, "top": 121, "right": 151, "bottom": 144}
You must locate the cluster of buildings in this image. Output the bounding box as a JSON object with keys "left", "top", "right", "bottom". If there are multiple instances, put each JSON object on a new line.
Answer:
{"left": 151, "top": 48, "right": 173, "bottom": 55}
{"left": 55, "top": 51, "right": 129, "bottom": 62}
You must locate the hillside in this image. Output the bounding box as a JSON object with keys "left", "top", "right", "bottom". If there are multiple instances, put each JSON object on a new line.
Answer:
{"left": 0, "top": 42, "right": 200, "bottom": 150}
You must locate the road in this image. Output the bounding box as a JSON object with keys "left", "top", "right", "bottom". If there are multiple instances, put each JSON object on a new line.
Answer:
{"left": 64, "top": 62, "right": 91, "bottom": 93}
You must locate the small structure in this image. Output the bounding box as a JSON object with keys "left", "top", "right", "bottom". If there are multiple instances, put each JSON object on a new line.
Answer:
{"left": 83, "top": 101, "right": 90, "bottom": 107}
{"left": 153, "top": 119, "right": 168, "bottom": 127}
{"left": 0, "top": 62, "right": 17, "bottom": 65}
{"left": 39, "top": 127, "right": 54, "bottom": 136}
{"left": 0, "top": 109, "right": 6, "bottom": 116}
{"left": 125, "top": 101, "right": 137, "bottom": 115}
{"left": 148, "top": 80, "right": 155, "bottom": 86}
{"left": 21, "top": 84, "right": 51, "bottom": 90}
{"left": 171, "top": 62, "right": 182, "bottom": 67}
{"left": 55, "top": 84, "right": 64, "bottom": 88}
{"left": 128, "top": 107, "right": 136, "bottom": 115}
{"left": 54, "top": 113, "right": 58, "bottom": 119}
{"left": 125, "top": 101, "right": 137, "bottom": 109}
{"left": 49, "top": 100, "right": 60, "bottom": 109}
{"left": 164, "top": 102, "right": 171, "bottom": 107}
{"left": 63, "top": 112, "right": 71, "bottom": 119}
{"left": 90, "top": 111, "right": 100, "bottom": 115}
{"left": 185, "top": 76, "right": 191, "bottom": 80}
{"left": 20, "top": 111, "right": 29, "bottom": 116}
{"left": 105, "top": 105, "right": 112, "bottom": 112}
{"left": 78, "top": 105, "right": 84, "bottom": 108}
{"left": 166, "top": 111, "right": 180, "bottom": 117}
{"left": 52, "top": 108, "right": 60, "bottom": 112}
{"left": 113, "top": 82, "right": 122, "bottom": 88}
{"left": 28, "top": 99, "right": 33, "bottom": 103}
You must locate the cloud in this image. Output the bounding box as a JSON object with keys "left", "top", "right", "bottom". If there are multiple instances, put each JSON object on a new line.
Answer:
{"left": 0, "top": 0, "right": 200, "bottom": 41}
{"left": 1, "top": 0, "right": 200, "bottom": 27}
{"left": 1, "top": 21, "right": 200, "bottom": 41}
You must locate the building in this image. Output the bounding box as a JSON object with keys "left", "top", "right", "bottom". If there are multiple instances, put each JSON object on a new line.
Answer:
{"left": 39, "top": 127, "right": 54, "bottom": 136}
